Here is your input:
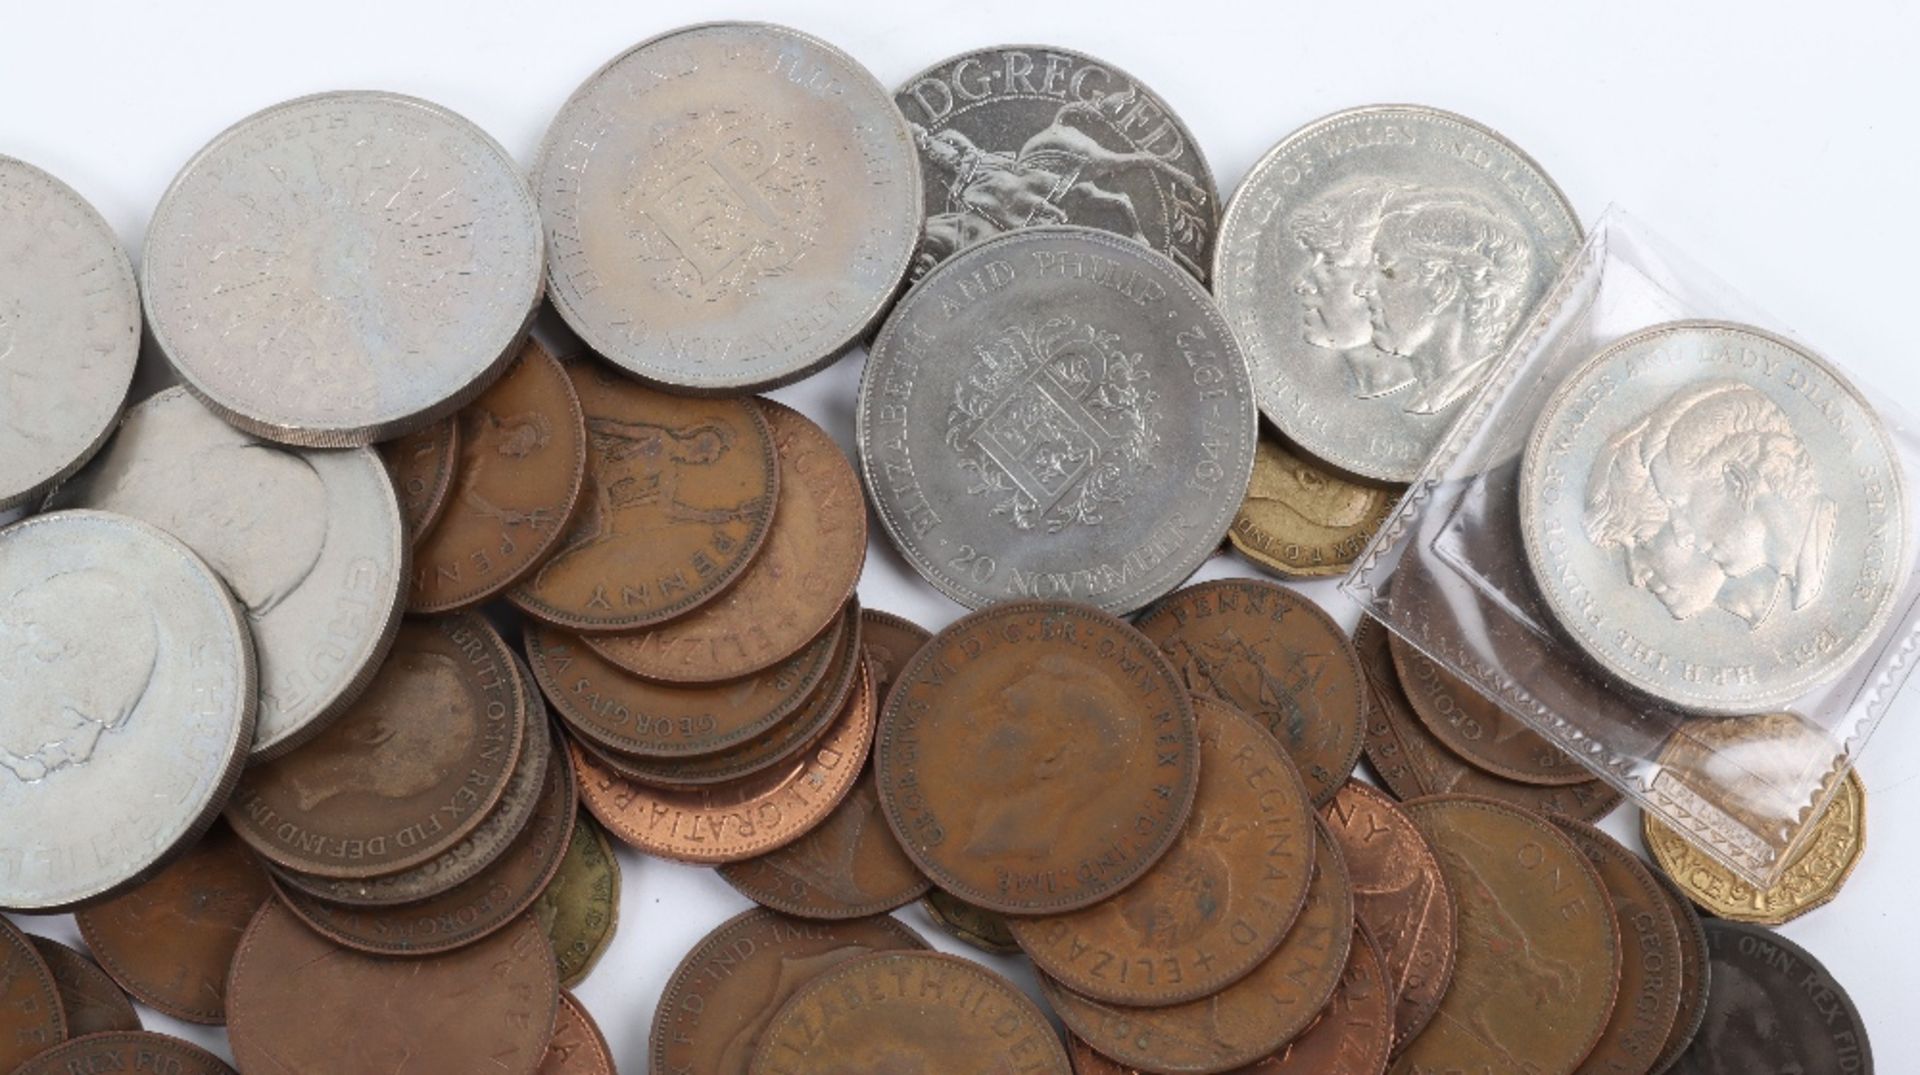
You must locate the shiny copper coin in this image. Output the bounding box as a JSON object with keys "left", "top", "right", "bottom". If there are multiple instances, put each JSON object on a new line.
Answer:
{"left": 275, "top": 729, "right": 577, "bottom": 957}
{"left": 536, "top": 993, "right": 615, "bottom": 1075}
{"left": 1553, "top": 818, "right": 1684, "bottom": 1075}
{"left": 649, "top": 908, "right": 927, "bottom": 1075}
{"left": 0, "top": 920, "right": 65, "bottom": 1069}
{"left": 576, "top": 658, "right": 875, "bottom": 864}
{"left": 227, "top": 902, "right": 559, "bottom": 1075}
{"left": 408, "top": 340, "right": 588, "bottom": 613}
{"left": 1648, "top": 872, "right": 1712, "bottom": 1075}
{"left": 75, "top": 821, "right": 272, "bottom": 1024}
{"left": 918, "top": 889, "right": 1021, "bottom": 955}
{"left": 1136, "top": 578, "right": 1367, "bottom": 805}
{"left": 509, "top": 361, "right": 778, "bottom": 631}
{"left": 877, "top": 600, "right": 1200, "bottom": 915}
{"left": 720, "top": 765, "right": 932, "bottom": 920}
{"left": 380, "top": 415, "right": 460, "bottom": 545}
{"left": 1389, "top": 631, "right": 1590, "bottom": 786}
{"left": 588, "top": 401, "right": 867, "bottom": 683}
{"left": 1046, "top": 820, "right": 1356, "bottom": 1075}
{"left": 1356, "top": 617, "right": 1622, "bottom": 822}
{"left": 1321, "top": 780, "right": 1456, "bottom": 1054}
{"left": 12, "top": 1032, "right": 234, "bottom": 1075}
{"left": 1011, "top": 697, "right": 1317, "bottom": 1005}
{"left": 536, "top": 812, "right": 622, "bottom": 989}
{"left": 1228, "top": 433, "right": 1399, "bottom": 580}
{"left": 24, "top": 937, "right": 140, "bottom": 1037}
{"left": 1395, "top": 796, "right": 1621, "bottom": 1075}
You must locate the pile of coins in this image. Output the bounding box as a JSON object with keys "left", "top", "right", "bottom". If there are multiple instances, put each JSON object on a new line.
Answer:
{"left": 0, "top": 17, "right": 1891, "bottom": 1075}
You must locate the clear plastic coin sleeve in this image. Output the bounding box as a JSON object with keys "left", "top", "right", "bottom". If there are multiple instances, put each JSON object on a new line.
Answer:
{"left": 1342, "top": 207, "right": 1920, "bottom": 887}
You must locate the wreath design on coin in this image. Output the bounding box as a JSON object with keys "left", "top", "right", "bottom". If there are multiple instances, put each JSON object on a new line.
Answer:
{"left": 946, "top": 317, "right": 1160, "bottom": 533}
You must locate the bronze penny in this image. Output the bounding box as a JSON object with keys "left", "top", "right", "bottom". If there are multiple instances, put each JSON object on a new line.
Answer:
{"left": 1320, "top": 780, "right": 1456, "bottom": 1055}
{"left": 1136, "top": 578, "right": 1367, "bottom": 805}
{"left": 1673, "top": 919, "right": 1873, "bottom": 1075}
{"left": 227, "top": 902, "right": 559, "bottom": 1074}
{"left": 720, "top": 766, "right": 932, "bottom": 920}
{"left": 274, "top": 729, "right": 577, "bottom": 957}
{"left": 859, "top": 607, "right": 932, "bottom": 708}
{"left": 509, "top": 360, "right": 778, "bottom": 631}
{"left": 1648, "top": 871, "right": 1711, "bottom": 1075}
{"left": 1011, "top": 696, "right": 1317, "bottom": 1005}
{"left": 536, "top": 993, "right": 615, "bottom": 1075}
{"left": 750, "top": 950, "right": 1071, "bottom": 1075}
{"left": 876, "top": 600, "right": 1201, "bottom": 915}
{"left": 536, "top": 812, "right": 622, "bottom": 990}
{"left": 1355, "top": 617, "right": 1622, "bottom": 823}
{"left": 576, "top": 658, "right": 875, "bottom": 864}
{"left": 918, "top": 888, "right": 1021, "bottom": 956}
{"left": 1045, "top": 820, "right": 1354, "bottom": 1074}
{"left": 1553, "top": 818, "right": 1684, "bottom": 1075}
{"left": 1395, "top": 795, "right": 1621, "bottom": 1075}
{"left": 1228, "top": 432, "right": 1399, "bottom": 581}
{"left": 408, "top": 340, "right": 588, "bottom": 613}
{"left": 587, "top": 401, "right": 867, "bottom": 683}
{"left": 1389, "top": 631, "right": 1590, "bottom": 786}
{"left": 75, "top": 821, "right": 272, "bottom": 1024}
{"left": 649, "top": 908, "right": 927, "bottom": 1075}
{"left": 12, "top": 1032, "right": 234, "bottom": 1075}
{"left": 380, "top": 414, "right": 461, "bottom": 545}
{"left": 24, "top": 937, "right": 140, "bottom": 1038}
{"left": 0, "top": 920, "right": 65, "bottom": 1069}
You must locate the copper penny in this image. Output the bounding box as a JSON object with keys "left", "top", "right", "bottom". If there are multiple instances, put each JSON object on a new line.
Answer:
{"left": 1388, "top": 631, "right": 1590, "bottom": 786}
{"left": 536, "top": 812, "right": 622, "bottom": 990}
{"left": 227, "top": 902, "right": 559, "bottom": 1075}
{"left": 649, "top": 908, "right": 927, "bottom": 1075}
{"left": 918, "top": 889, "right": 1021, "bottom": 956}
{"left": 0, "top": 920, "right": 65, "bottom": 1069}
{"left": 380, "top": 414, "right": 461, "bottom": 545}
{"left": 1648, "top": 871, "right": 1711, "bottom": 1075}
{"left": 536, "top": 993, "right": 615, "bottom": 1075}
{"left": 226, "top": 613, "right": 527, "bottom": 880}
{"left": 1553, "top": 818, "right": 1684, "bottom": 1075}
{"left": 12, "top": 1032, "right": 234, "bottom": 1075}
{"left": 75, "top": 821, "right": 273, "bottom": 1024}
{"left": 1227, "top": 433, "right": 1399, "bottom": 581}
{"left": 720, "top": 765, "right": 932, "bottom": 919}
{"left": 588, "top": 401, "right": 867, "bottom": 683}
{"left": 408, "top": 340, "right": 588, "bottom": 613}
{"left": 1136, "top": 578, "right": 1367, "bottom": 805}
{"left": 24, "top": 937, "right": 140, "bottom": 1038}
{"left": 1320, "top": 780, "right": 1456, "bottom": 1054}
{"left": 876, "top": 600, "right": 1200, "bottom": 915}
{"left": 575, "top": 658, "right": 875, "bottom": 864}
{"left": 509, "top": 360, "right": 778, "bottom": 631}
{"left": 1046, "top": 819, "right": 1356, "bottom": 1075}
{"left": 1395, "top": 796, "right": 1621, "bottom": 1075}
{"left": 274, "top": 728, "right": 577, "bottom": 957}
{"left": 1355, "top": 617, "right": 1622, "bottom": 822}
{"left": 859, "top": 608, "right": 932, "bottom": 708}
{"left": 1011, "top": 696, "right": 1317, "bottom": 1005}
{"left": 1673, "top": 919, "right": 1873, "bottom": 1075}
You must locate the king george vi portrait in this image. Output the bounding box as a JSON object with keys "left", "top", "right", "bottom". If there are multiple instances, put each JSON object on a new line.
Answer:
{"left": 1584, "top": 381, "right": 1837, "bottom": 630}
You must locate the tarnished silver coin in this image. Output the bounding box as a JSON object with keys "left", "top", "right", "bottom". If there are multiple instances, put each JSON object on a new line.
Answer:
{"left": 48, "top": 388, "right": 407, "bottom": 759}
{"left": 1522, "top": 320, "right": 1909, "bottom": 713}
{"left": 142, "top": 91, "right": 544, "bottom": 447}
{"left": 858, "top": 225, "right": 1255, "bottom": 614}
{"left": 1215, "top": 104, "right": 1580, "bottom": 482}
{"left": 895, "top": 45, "right": 1218, "bottom": 283}
{"left": 535, "top": 22, "right": 920, "bottom": 392}
{"left": 0, "top": 510, "right": 255, "bottom": 911}
{"left": 0, "top": 157, "right": 140, "bottom": 512}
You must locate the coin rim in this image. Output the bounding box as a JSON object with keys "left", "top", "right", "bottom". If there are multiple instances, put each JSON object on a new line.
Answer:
{"left": 24, "top": 936, "right": 142, "bottom": 1038}
{"left": 10, "top": 1031, "right": 234, "bottom": 1075}
{"left": 1387, "top": 629, "right": 1593, "bottom": 787}
{"left": 0, "top": 920, "right": 68, "bottom": 1057}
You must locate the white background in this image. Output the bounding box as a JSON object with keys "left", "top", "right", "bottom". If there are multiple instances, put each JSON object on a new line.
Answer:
{"left": 5, "top": 0, "right": 1918, "bottom": 1069}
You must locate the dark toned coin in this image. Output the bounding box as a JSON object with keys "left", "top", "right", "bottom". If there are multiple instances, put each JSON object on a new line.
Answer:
{"left": 380, "top": 415, "right": 461, "bottom": 545}
{"left": 649, "top": 908, "right": 926, "bottom": 1075}
{"left": 1045, "top": 819, "right": 1355, "bottom": 1074}
{"left": 720, "top": 766, "right": 932, "bottom": 920}
{"left": 75, "top": 822, "right": 272, "bottom": 1024}
{"left": 536, "top": 812, "right": 622, "bottom": 989}
{"left": 1389, "top": 631, "right": 1590, "bottom": 786}
{"left": 509, "top": 362, "right": 778, "bottom": 632}
{"left": 1321, "top": 780, "right": 1456, "bottom": 1054}
{"left": 536, "top": 993, "right": 616, "bottom": 1075}
{"left": 1648, "top": 872, "right": 1712, "bottom": 1075}
{"left": 1011, "top": 696, "right": 1316, "bottom": 1005}
{"left": 918, "top": 889, "right": 1021, "bottom": 955}
{"left": 0, "top": 920, "right": 65, "bottom": 1069}
{"left": 1672, "top": 920, "right": 1870, "bottom": 1075}
{"left": 1395, "top": 795, "right": 1621, "bottom": 1075}
{"left": 750, "top": 950, "right": 1071, "bottom": 1074}
{"left": 858, "top": 608, "right": 932, "bottom": 708}
{"left": 227, "top": 613, "right": 527, "bottom": 880}
{"left": 23, "top": 937, "right": 139, "bottom": 1037}
{"left": 588, "top": 401, "right": 867, "bottom": 683}
{"left": 227, "top": 902, "right": 559, "bottom": 1075}
{"left": 409, "top": 340, "right": 588, "bottom": 613}
{"left": 1136, "top": 579, "right": 1367, "bottom": 805}
{"left": 876, "top": 600, "right": 1200, "bottom": 915}
{"left": 11, "top": 1031, "right": 234, "bottom": 1075}
{"left": 1553, "top": 818, "right": 1684, "bottom": 1075}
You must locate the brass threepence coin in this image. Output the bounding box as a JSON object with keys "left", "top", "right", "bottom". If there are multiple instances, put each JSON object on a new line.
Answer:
{"left": 23, "top": 937, "right": 139, "bottom": 1037}
{"left": 227, "top": 902, "right": 559, "bottom": 1075}
{"left": 1389, "top": 631, "right": 1591, "bottom": 786}
{"left": 858, "top": 608, "right": 932, "bottom": 705}
{"left": 75, "top": 821, "right": 272, "bottom": 1025}
{"left": 227, "top": 613, "right": 527, "bottom": 879}
{"left": 918, "top": 889, "right": 1021, "bottom": 956}
{"left": 536, "top": 993, "right": 616, "bottom": 1075}
{"left": 536, "top": 812, "right": 622, "bottom": 990}
{"left": 1044, "top": 820, "right": 1355, "bottom": 1075}
{"left": 1673, "top": 919, "right": 1872, "bottom": 1075}
{"left": 380, "top": 415, "right": 460, "bottom": 545}
{"left": 12, "top": 1032, "right": 235, "bottom": 1075}
{"left": 0, "top": 920, "right": 65, "bottom": 1069}
{"left": 1229, "top": 433, "right": 1400, "bottom": 580}
{"left": 589, "top": 401, "right": 866, "bottom": 683}
{"left": 1321, "top": 780, "right": 1457, "bottom": 1054}
{"left": 1396, "top": 795, "right": 1621, "bottom": 1075}
{"left": 876, "top": 600, "right": 1200, "bottom": 914}
{"left": 1648, "top": 872, "right": 1712, "bottom": 1075}
{"left": 409, "top": 340, "right": 588, "bottom": 612}
{"left": 1554, "top": 818, "right": 1684, "bottom": 1075}
{"left": 752, "top": 950, "right": 1072, "bottom": 1074}
{"left": 1136, "top": 578, "right": 1368, "bottom": 804}
{"left": 720, "top": 765, "right": 933, "bottom": 920}
{"left": 649, "top": 909, "right": 927, "bottom": 1075}
{"left": 510, "top": 362, "right": 777, "bottom": 631}
{"left": 1011, "top": 696, "right": 1316, "bottom": 1005}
